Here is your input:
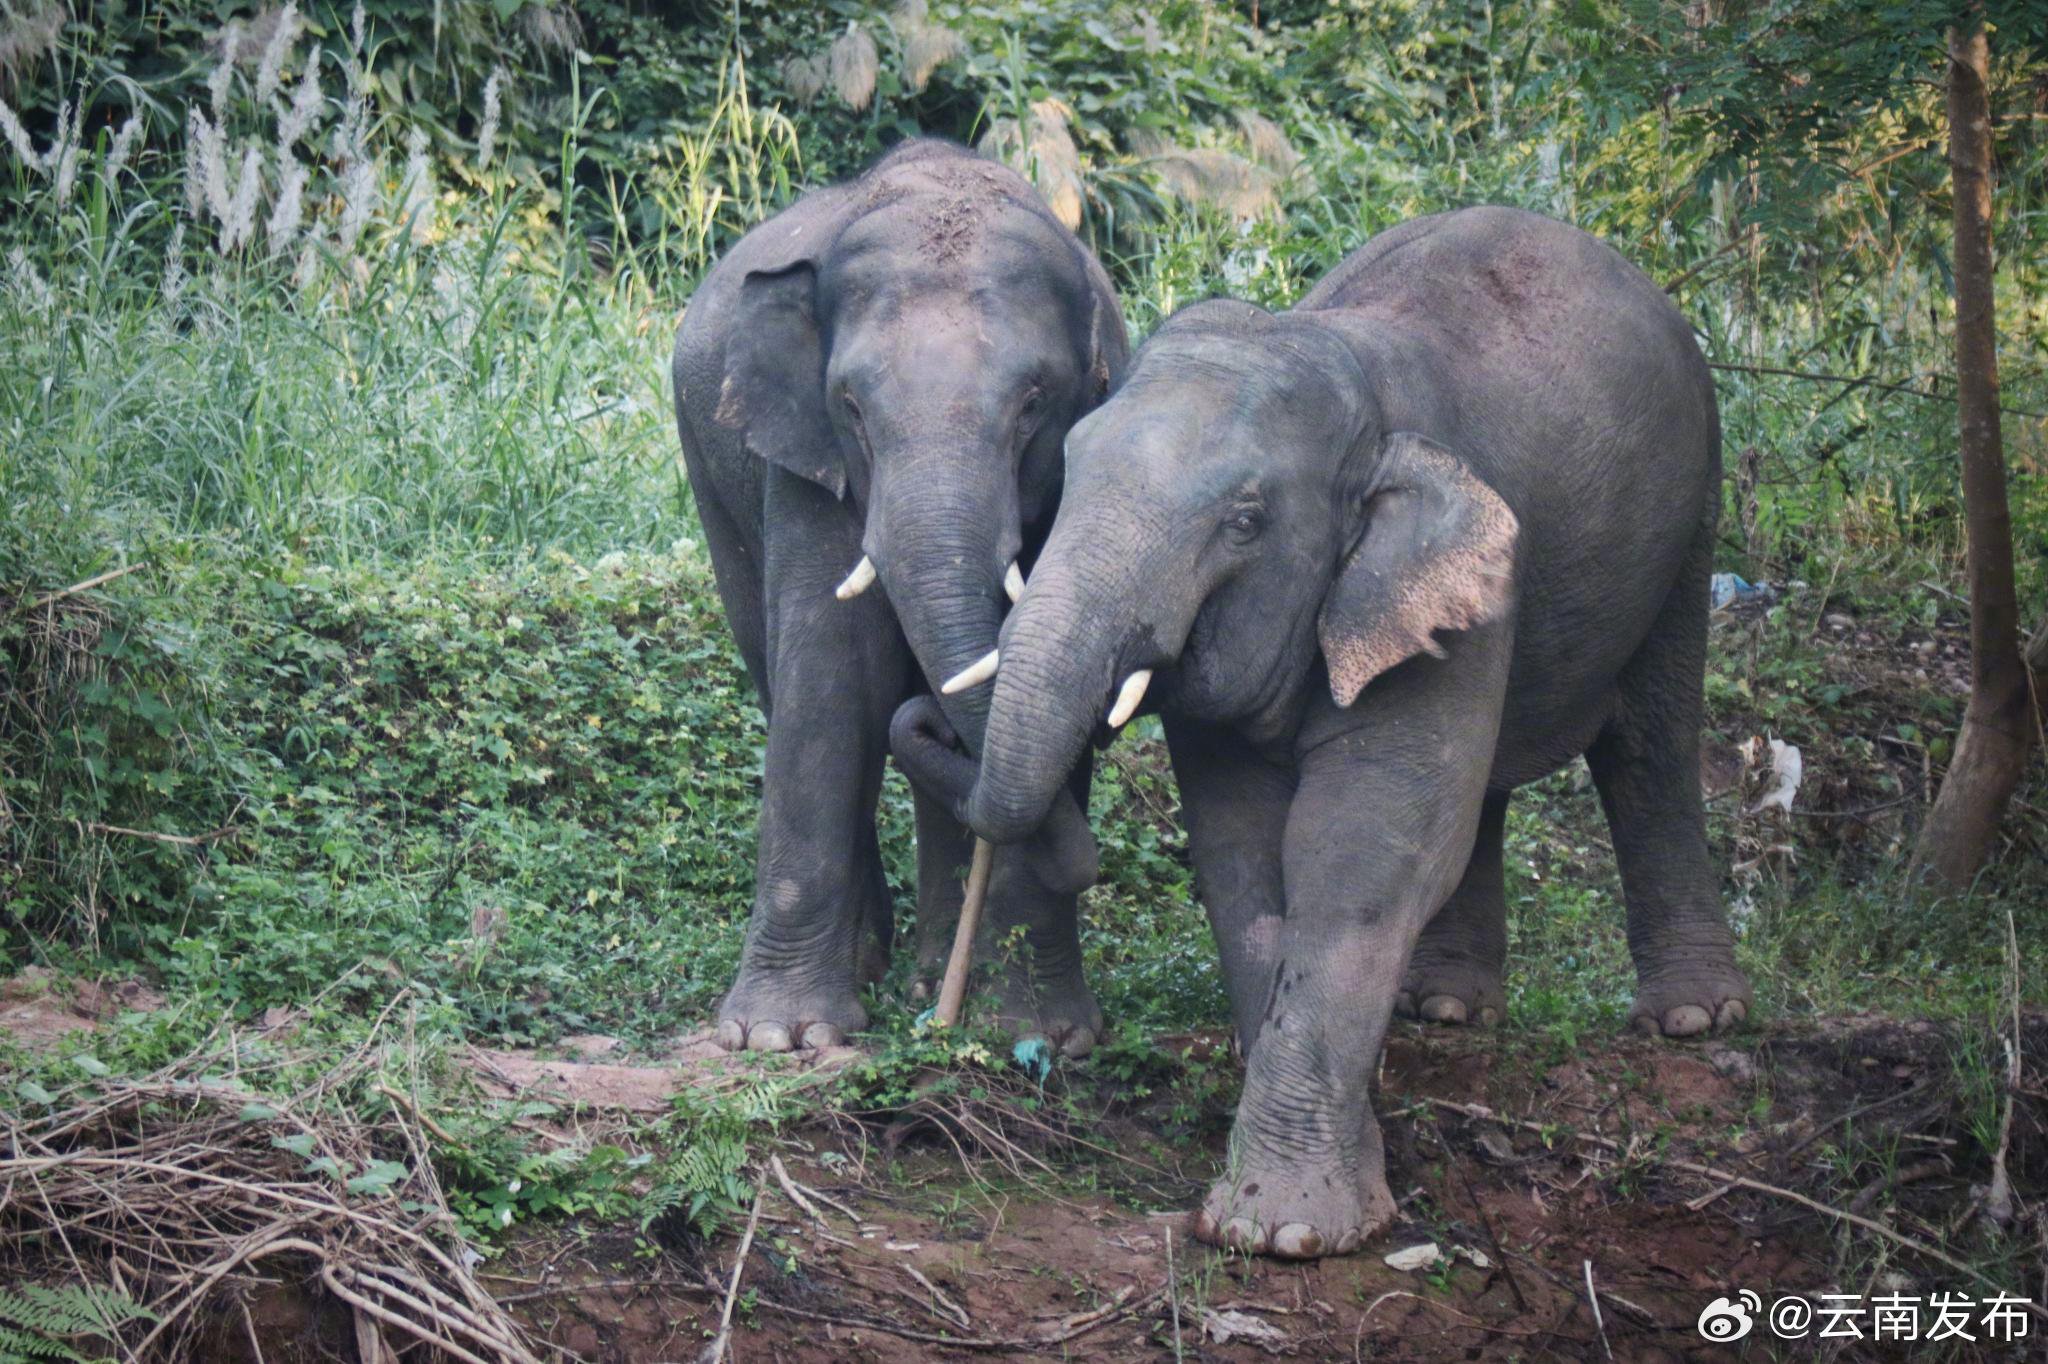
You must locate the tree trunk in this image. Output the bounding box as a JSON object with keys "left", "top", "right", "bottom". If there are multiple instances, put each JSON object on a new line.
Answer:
{"left": 1911, "top": 12, "right": 2034, "bottom": 889}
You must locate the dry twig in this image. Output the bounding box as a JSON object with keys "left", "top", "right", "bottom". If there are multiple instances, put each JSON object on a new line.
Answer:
{"left": 702, "top": 1178, "right": 766, "bottom": 1364}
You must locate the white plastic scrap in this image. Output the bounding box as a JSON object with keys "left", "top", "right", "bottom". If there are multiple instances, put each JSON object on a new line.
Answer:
{"left": 1751, "top": 738, "right": 1803, "bottom": 814}
{"left": 1382, "top": 1242, "right": 1442, "bottom": 1272}
{"left": 1202, "top": 1308, "right": 1289, "bottom": 1347}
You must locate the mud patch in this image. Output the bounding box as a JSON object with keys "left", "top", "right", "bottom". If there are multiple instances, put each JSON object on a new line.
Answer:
{"left": 469, "top": 1028, "right": 862, "bottom": 1113}
{"left": 0, "top": 966, "right": 165, "bottom": 1047}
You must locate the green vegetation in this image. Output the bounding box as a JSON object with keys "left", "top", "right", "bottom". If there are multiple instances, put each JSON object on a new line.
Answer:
{"left": 0, "top": 7, "right": 2045, "bottom": 1339}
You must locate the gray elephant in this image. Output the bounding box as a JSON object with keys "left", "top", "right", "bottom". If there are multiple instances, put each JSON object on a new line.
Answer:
{"left": 671, "top": 140, "right": 1125, "bottom": 1054}
{"left": 895, "top": 206, "right": 1751, "bottom": 1256}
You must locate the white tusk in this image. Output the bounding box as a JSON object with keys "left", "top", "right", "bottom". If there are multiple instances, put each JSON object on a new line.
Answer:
{"left": 1106, "top": 669, "right": 1152, "bottom": 728}
{"left": 1004, "top": 561, "right": 1025, "bottom": 603}
{"left": 940, "top": 649, "right": 1000, "bottom": 695}
{"left": 834, "top": 556, "right": 877, "bottom": 601}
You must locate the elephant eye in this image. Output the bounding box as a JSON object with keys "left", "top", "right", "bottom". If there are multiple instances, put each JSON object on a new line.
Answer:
{"left": 1017, "top": 386, "right": 1047, "bottom": 434}
{"left": 839, "top": 390, "right": 863, "bottom": 424}
{"left": 1225, "top": 505, "right": 1266, "bottom": 542}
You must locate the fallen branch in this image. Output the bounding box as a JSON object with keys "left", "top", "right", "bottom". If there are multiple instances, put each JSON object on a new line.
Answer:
{"left": 27, "top": 564, "right": 147, "bottom": 611}
{"left": 902, "top": 1264, "right": 971, "bottom": 1330}
{"left": 703, "top": 1179, "right": 766, "bottom": 1364}
{"left": 73, "top": 819, "right": 239, "bottom": 848}
{"left": 1582, "top": 1260, "right": 1613, "bottom": 1361}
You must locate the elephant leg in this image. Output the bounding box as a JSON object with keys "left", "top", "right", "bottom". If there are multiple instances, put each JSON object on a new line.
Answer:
{"left": 982, "top": 829, "right": 1102, "bottom": 1057}
{"left": 912, "top": 763, "right": 1102, "bottom": 1056}
{"left": 717, "top": 468, "right": 910, "bottom": 1052}
{"left": 1585, "top": 529, "right": 1751, "bottom": 1038}
{"left": 1396, "top": 790, "right": 1509, "bottom": 1027}
{"left": 677, "top": 422, "right": 771, "bottom": 706}
{"left": 1166, "top": 716, "right": 1293, "bottom": 1056}
{"left": 1196, "top": 630, "right": 1508, "bottom": 1259}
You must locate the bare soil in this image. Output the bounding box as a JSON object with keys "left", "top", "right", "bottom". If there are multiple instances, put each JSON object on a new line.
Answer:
{"left": 476, "top": 1012, "right": 2044, "bottom": 1364}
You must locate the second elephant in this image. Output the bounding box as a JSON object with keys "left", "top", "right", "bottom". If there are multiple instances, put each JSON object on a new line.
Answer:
{"left": 673, "top": 140, "right": 1126, "bottom": 1056}
{"left": 897, "top": 206, "right": 1751, "bottom": 1257}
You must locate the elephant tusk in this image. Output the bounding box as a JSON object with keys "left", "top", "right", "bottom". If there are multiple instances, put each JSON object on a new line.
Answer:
{"left": 940, "top": 649, "right": 1000, "bottom": 695}
{"left": 834, "top": 555, "right": 877, "bottom": 601}
{"left": 1106, "top": 669, "right": 1152, "bottom": 728}
{"left": 1004, "top": 561, "right": 1025, "bottom": 604}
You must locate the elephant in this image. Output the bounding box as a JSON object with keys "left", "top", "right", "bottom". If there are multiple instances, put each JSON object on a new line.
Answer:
{"left": 893, "top": 206, "right": 1752, "bottom": 1256}
{"left": 671, "top": 139, "right": 1126, "bottom": 1055}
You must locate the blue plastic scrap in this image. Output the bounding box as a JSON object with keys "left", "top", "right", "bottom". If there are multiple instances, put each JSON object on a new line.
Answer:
{"left": 1710, "top": 573, "right": 1772, "bottom": 609}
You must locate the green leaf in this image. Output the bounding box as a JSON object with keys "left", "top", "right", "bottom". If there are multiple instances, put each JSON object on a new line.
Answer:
{"left": 273, "top": 1133, "right": 317, "bottom": 1157}
{"left": 238, "top": 1102, "right": 282, "bottom": 1122}
{"left": 72, "top": 1055, "right": 109, "bottom": 1077}
{"left": 347, "top": 1160, "right": 410, "bottom": 1196}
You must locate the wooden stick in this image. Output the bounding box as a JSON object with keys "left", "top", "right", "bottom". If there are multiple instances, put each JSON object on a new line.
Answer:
{"left": 1582, "top": 1260, "right": 1613, "bottom": 1361}
{"left": 705, "top": 1180, "right": 766, "bottom": 1364}
{"left": 28, "top": 563, "right": 146, "bottom": 610}
{"left": 932, "top": 839, "right": 996, "bottom": 1028}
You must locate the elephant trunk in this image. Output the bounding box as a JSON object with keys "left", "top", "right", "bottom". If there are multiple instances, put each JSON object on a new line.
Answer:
{"left": 864, "top": 453, "right": 1015, "bottom": 758}
{"left": 968, "top": 518, "right": 1162, "bottom": 845}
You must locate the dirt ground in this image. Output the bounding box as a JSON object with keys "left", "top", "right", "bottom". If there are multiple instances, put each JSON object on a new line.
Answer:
{"left": 7, "top": 965, "right": 2044, "bottom": 1361}
{"left": 461, "top": 1014, "right": 2043, "bottom": 1364}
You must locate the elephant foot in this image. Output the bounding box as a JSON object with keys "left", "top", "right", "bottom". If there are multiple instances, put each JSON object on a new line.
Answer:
{"left": 908, "top": 926, "right": 1102, "bottom": 1057}
{"left": 714, "top": 966, "right": 867, "bottom": 1053}
{"left": 1394, "top": 954, "right": 1505, "bottom": 1027}
{"left": 991, "top": 958, "right": 1104, "bottom": 1058}
{"left": 1192, "top": 1160, "right": 1394, "bottom": 1260}
{"left": 1628, "top": 959, "right": 1752, "bottom": 1037}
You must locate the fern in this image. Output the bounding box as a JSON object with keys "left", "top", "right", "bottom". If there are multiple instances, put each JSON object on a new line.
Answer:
{"left": 0, "top": 1283, "right": 152, "bottom": 1364}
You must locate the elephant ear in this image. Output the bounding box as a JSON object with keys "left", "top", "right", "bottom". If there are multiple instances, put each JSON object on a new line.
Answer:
{"left": 1318, "top": 432, "right": 1519, "bottom": 707}
{"left": 1076, "top": 251, "right": 1128, "bottom": 404}
{"left": 713, "top": 260, "right": 846, "bottom": 498}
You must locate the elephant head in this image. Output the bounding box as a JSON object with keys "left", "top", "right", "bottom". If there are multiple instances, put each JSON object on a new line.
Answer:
{"left": 712, "top": 144, "right": 1123, "bottom": 760}
{"left": 943, "top": 299, "right": 1518, "bottom": 843}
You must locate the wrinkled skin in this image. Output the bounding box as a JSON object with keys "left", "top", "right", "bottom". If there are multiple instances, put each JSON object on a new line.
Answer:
{"left": 905, "top": 207, "right": 1751, "bottom": 1256}
{"left": 671, "top": 141, "right": 1126, "bottom": 1056}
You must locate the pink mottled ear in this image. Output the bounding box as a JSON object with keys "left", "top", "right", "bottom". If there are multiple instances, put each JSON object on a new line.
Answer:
{"left": 1317, "top": 433, "right": 1519, "bottom": 707}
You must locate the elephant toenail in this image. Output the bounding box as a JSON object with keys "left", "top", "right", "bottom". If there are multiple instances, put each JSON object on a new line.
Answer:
{"left": 909, "top": 979, "right": 931, "bottom": 1003}
{"left": 800, "top": 1022, "right": 843, "bottom": 1049}
{"left": 1335, "top": 1227, "right": 1362, "bottom": 1254}
{"left": 1420, "top": 995, "right": 1469, "bottom": 1024}
{"left": 1714, "top": 999, "right": 1747, "bottom": 1032}
{"left": 748, "top": 1020, "right": 794, "bottom": 1052}
{"left": 1630, "top": 1012, "right": 1662, "bottom": 1036}
{"left": 1661, "top": 1004, "right": 1711, "bottom": 1037}
{"left": 715, "top": 1020, "right": 746, "bottom": 1052}
{"left": 1223, "top": 1217, "right": 1263, "bottom": 1252}
{"left": 1192, "top": 1209, "right": 1220, "bottom": 1244}
{"left": 1272, "top": 1223, "right": 1324, "bottom": 1258}
{"left": 1061, "top": 1026, "right": 1097, "bottom": 1059}
{"left": 1475, "top": 1006, "right": 1501, "bottom": 1027}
